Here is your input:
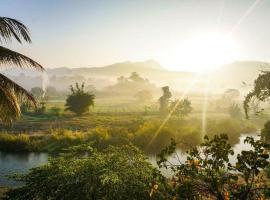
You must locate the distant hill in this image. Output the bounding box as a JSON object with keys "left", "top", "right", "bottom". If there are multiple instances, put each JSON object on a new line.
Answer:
{"left": 1, "top": 60, "right": 269, "bottom": 93}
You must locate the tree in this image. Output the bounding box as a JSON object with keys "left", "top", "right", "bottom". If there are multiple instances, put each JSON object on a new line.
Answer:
{"left": 156, "top": 135, "right": 270, "bottom": 199}
{"left": 46, "top": 86, "right": 58, "bottom": 96}
{"left": 135, "top": 90, "right": 153, "bottom": 102}
{"left": 170, "top": 98, "right": 192, "bottom": 118}
{"left": 65, "top": 82, "right": 95, "bottom": 115}
{"left": 5, "top": 145, "right": 164, "bottom": 200}
{"left": 129, "top": 72, "right": 144, "bottom": 82}
{"left": 159, "top": 86, "right": 172, "bottom": 114}
{"left": 243, "top": 71, "right": 270, "bottom": 119}
{"left": 30, "top": 87, "right": 44, "bottom": 99}
{"left": 0, "top": 17, "right": 44, "bottom": 124}
{"left": 228, "top": 103, "right": 242, "bottom": 118}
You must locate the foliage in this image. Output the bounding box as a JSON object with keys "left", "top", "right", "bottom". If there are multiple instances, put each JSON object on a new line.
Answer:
{"left": 159, "top": 86, "right": 172, "bottom": 114}
{"left": 156, "top": 135, "right": 270, "bottom": 199}
{"left": 0, "top": 116, "right": 257, "bottom": 154}
{"left": 30, "top": 87, "right": 44, "bottom": 99}
{"left": 0, "top": 17, "right": 44, "bottom": 124}
{"left": 170, "top": 98, "right": 192, "bottom": 118}
{"left": 65, "top": 82, "right": 95, "bottom": 115}
{"left": 228, "top": 103, "right": 242, "bottom": 118}
{"left": 0, "top": 132, "right": 31, "bottom": 152}
{"left": 244, "top": 71, "right": 270, "bottom": 119}
{"left": 5, "top": 145, "right": 164, "bottom": 200}
{"left": 261, "top": 120, "right": 270, "bottom": 142}
{"left": 104, "top": 72, "right": 157, "bottom": 98}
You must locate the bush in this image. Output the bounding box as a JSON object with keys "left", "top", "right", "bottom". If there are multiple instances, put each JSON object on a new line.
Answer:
{"left": 5, "top": 145, "right": 164, "bottom": 200}
{"left": 65, "top": 83, "right": 95, "bottom": 115}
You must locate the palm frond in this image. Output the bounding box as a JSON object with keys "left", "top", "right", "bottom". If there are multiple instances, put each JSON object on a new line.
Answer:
{"left": 0, "top": 73, "right": 36, "bottom": 124}
{"left": 0, "top": 17, "right": 31, "bottom": 43}
{"left": 0, "top": 85, "right": 20, "bottom": 124}
{"left": 0, "top": 46, "right": 44, "bottom": 70}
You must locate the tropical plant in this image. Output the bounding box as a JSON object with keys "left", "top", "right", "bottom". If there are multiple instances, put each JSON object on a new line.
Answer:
{"left": 65, "top": 82, "right": 95, "bottom": 115}
{"left": 243, "top": 71, "right": 270, "bottom": 119}
{"left": 156, "top": 134, "right": 270, "bottom": 199}
{"left": 0, "top": 17, "right": 43, "bottom": 124}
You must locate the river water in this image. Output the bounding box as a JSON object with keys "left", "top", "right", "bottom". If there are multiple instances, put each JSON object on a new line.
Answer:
{"left": 0, "top": 133, "right": 259, "bottom": 187}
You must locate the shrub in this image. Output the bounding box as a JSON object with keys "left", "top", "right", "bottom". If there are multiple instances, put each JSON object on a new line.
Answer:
{"left": 65, "top": 83, "right": 95, "bottom": 115}
{"left": 5, "top": 145, "right": 164, "bottom": 200}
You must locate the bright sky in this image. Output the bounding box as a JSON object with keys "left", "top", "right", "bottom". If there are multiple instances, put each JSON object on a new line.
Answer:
{"left": 1, "top": 0, "right": 270, "bottom": 71}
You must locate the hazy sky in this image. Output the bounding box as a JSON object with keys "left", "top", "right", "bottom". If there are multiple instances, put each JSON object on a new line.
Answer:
{"left": 1, "top": 0, "right": 270, "bottom": 71}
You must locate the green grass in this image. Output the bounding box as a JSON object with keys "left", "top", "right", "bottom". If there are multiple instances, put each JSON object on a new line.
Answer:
{"left": 0, "top": 115, "right": 258, "bottom": 154}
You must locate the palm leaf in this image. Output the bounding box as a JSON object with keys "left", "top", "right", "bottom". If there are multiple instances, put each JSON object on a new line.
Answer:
{"left": 0, "top": 73, "right": 36, "bottom": 124}
{"left": 0, "top": 46, "right": 44, "bottom": 70}
{"left": 0, "top": 17, "right": 31, "bottom": 43}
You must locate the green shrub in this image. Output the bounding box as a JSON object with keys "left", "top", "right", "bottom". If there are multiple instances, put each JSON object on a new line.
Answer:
{"left": 5, "top": 145, "right": 164, "bottom": 200}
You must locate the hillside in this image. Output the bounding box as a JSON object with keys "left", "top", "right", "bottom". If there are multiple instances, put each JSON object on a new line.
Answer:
{"left": 1, "top": 60, "right": 269, "bottom": 92}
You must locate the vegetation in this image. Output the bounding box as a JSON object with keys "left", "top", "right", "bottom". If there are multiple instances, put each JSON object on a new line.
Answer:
{"left": 4, "top": 145, "right": 163, "bottom": 200}
{"left": 159, "top": 86, "right": 172, "bottom": 114}
{"left": 0, "top": 17, "right": 44, "bottom": 124}
{"left": 65, "top": 83, "right": 95, "bottom": 115}
{"left": 170, "top": 98, "right": 192, "bottom": 118}
{"left": 244, "top": 71, "right": 270, "bottom": 119}
{"left": 0, "top": 117, "right": 257, "bottom": 154}
{"left": 156, "top": 134, "right": 270, "bottom": 199}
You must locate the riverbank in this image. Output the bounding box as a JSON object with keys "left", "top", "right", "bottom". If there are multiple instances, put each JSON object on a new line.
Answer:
{"left": 0, "top": 116, "right": 258, "bottom": 154}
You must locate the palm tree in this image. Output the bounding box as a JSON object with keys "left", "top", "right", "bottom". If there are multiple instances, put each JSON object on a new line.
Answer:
{"left": 0, "top": 17, "right": 44, "bottom": 124}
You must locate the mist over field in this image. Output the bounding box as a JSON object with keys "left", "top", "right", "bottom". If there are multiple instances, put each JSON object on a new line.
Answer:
{"left": 1, "top": 0, "right": 270, "bottom": 199}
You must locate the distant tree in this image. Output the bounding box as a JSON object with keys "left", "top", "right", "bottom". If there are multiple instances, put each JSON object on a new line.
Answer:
{"left": 244, "top": 71, "right": 270, "bottom": 118}
{"left": 159, "top": 86, "right": 172, "bottom": 114}
{"left": 170, "top": 98, "right": 192, "bottom": 118}
{"left": 135, "top": 90, "right": 153, "bottom": 102}
{"left": 117, "top": 76, "right": 127, "bottom": 84}
{"left": 46, "top": 86, "right": 57, "bottom": 96}
{"left": 0, "top": 17, "right": 44, "bottom": 124}
{"left": 65, "top": 83, "right": 95, "bottom": 115}
{"left": 228, "top": 103, "right": 242, "bottom": 118}
{"left": 30, "top": 87, "right": 44, "bottom": 99}
{"left": 129, "top": 72, "right": 144, "bottom": 82}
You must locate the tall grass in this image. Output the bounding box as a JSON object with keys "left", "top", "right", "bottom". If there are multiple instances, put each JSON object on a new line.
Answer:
{"left": 0, "top": 118, "right": 257, "bottom": 154}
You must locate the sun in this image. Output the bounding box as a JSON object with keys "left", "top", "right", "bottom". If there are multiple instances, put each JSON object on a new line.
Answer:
{"left": 160, "top": 33, "right": 240, "bottom": 72}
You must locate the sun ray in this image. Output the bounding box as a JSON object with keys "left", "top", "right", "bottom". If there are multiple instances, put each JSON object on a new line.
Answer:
{"left": 147, "top": 72, "right": 202, "bottom": 148}
{"left": 228, "top": 0, "right": 263, "bottom": 36}
{"left": 201, "top": 73, "right": 211, "bottom": 137}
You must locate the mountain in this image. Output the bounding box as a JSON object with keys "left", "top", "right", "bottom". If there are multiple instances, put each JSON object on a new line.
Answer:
{"left": 1, "top": 60, "right": 269, "bottom": 93}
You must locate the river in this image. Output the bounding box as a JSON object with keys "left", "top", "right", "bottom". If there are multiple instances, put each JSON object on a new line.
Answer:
{"left": 0, "top": 133, "right": 259, "bottom": 187}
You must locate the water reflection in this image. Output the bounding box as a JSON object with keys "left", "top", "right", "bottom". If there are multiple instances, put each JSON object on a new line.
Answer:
{"left": 0, "top": 152, "right": 48, "bottom": 187}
